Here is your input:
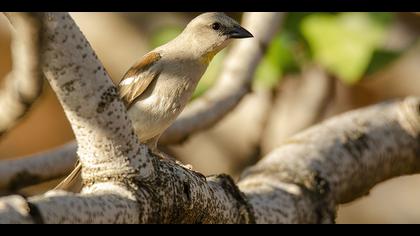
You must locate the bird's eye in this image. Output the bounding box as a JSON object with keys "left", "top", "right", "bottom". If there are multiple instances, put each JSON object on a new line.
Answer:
{"left": 211, "top": 22, "right": 221, "bottom": 31}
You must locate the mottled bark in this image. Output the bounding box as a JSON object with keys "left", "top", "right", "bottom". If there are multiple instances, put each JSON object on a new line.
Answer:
{"left": 240, "top": 97, "right": 420, "bottom": 223}
{"left": 159, "top": 12, "right": 284, "bottom": 145}
{"left": 0, "top": 13, "right": 44, "bottom": 136}
{"left": 39, "top": 12, "right": 153, "bottom": 186}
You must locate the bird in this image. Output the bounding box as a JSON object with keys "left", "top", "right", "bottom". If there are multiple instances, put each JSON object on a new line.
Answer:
{"left": 54, "top": 12, "right": 253, "bottom": 191}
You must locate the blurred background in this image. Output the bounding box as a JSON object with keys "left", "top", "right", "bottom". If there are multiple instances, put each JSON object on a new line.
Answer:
{"left": 0, "top": 12, "right": 420, "bottom": 223}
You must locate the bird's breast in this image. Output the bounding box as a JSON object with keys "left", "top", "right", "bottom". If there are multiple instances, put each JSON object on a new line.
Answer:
{"left": 127, "top": 70, "right": 202, "bottom": 141}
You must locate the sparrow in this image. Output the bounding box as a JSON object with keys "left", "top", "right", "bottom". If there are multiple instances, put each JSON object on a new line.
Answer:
{"left": 55, "top": 12, "right": 253, "bottom": 191}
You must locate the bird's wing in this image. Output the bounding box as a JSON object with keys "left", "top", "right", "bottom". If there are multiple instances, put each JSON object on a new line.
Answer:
{"left": 118, "top": 51, "right": 162, "bottom": 108}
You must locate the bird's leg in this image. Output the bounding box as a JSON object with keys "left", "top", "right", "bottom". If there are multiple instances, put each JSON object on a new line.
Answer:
{"left": 145, "top": 135, "right": 171, "bottom": 159}
{"left": 145, "top": 136, "right": 194, "bottom": 171}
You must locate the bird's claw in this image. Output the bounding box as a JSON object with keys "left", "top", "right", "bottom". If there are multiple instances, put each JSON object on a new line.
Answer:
{"left": 151, "top": 149, "right": 205, "bottom": 180}
{"left": 152, "top": 149, "right": 173, "bottom": 160}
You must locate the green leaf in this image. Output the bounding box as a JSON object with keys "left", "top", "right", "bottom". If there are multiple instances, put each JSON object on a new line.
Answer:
{"left": 301, "top": 12, "right": 392, "bottom": 84}
{"left": 282, "top": 12, "right": 321, "bottom": 41}
{"left": 278, "top": 33, "right": 302, "bottom": 75}
{"left": 254, "top": 33, "right": 300, "bottom": 89}
{"left": 365, "top": 49, "right": 401, "bottom": 76}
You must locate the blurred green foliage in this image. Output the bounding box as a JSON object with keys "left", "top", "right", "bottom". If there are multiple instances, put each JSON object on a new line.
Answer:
{"left": 365, "top": 49, "right": 401, "bottom": 75}
{"left": 254, "top": 33, "right": 300, "bottom": 88}
{"left": 301, "top": 12, "right": 392, "bottom": 84}
{"left": 254, "top": 12, "right": 403, "bottom": 87}
{"left": 151, "top": 26, "right": 183, "bottom": 48}
{"left": 150, "top": 13, "right": 407, "bottom": 98}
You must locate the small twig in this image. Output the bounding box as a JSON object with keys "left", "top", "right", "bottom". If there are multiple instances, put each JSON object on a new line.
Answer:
{"left": 0, "top": 141, "right": 77, "bottom": 193}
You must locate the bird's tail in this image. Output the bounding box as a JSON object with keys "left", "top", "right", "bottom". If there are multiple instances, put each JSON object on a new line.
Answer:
{"left": 54, "top": 160, "right": 83, "bottom": 192}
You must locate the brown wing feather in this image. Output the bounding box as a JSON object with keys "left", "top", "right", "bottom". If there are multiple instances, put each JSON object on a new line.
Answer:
{"left": 118, "top": 52, "right": 162, "bottom": 108}
{"left": 54, "top": 160, "right": 82, "bottom": 192}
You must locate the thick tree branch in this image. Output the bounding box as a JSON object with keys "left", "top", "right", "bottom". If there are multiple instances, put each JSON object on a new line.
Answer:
{"left": 239, "top": 97, "right": 420, "bottom": 223}
{"left": 0, "top": 13, "right": 44, "bottom": 136}
{"left": 39, "top": 12, "right": 153, "bottom": 184}
{"left": 159, "top": 12, "right": 284, "bottom": 145}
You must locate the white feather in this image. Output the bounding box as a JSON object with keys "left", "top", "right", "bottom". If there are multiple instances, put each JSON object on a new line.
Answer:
{"left": 119, "top": 77, "right": 137, "bottom": 86}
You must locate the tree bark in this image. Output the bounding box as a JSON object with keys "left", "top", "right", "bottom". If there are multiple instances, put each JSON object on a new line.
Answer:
{"left": 240, "top": 96, "right": 420, "bottom": 223}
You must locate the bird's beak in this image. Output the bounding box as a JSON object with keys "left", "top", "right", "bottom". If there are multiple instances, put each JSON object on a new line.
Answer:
{"left": 226, "top": 25, "right": 253, "bottom": 39}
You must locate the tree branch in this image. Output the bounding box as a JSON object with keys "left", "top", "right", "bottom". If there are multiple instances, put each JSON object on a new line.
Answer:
{"left": 261, "top": 66, "right": 335, "bottom": 155}
{"left": 0, "top": 13, "right": 44, "bottom": 136}
{"left": 1, "top": 95, "right": 419, "bottom": 223}
{"left": 239, "top": 97, "right": 420, "bottom": 223}
{"left": 0, "top": 141, "right": 77, "bottom": 193}
{"left": 159, "top": 12, "right": 284, "bottom": 145}
{"left": 39, "top": 12, "right": 154, "bottom": 184}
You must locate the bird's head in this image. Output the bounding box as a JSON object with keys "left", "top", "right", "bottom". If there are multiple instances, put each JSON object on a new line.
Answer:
{"left": 181, "top": 12, "right": 253, "bottom": 64}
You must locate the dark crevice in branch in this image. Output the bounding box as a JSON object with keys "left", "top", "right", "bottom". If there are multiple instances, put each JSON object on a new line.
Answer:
{"left": 7, "top": 171, "right": 42, "bottom": 192}
{"left": 213, "top": 174, "right": 256, "bottom": 224}
{"left": 23, "top": 197, "right": 44, "bottom": 224}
